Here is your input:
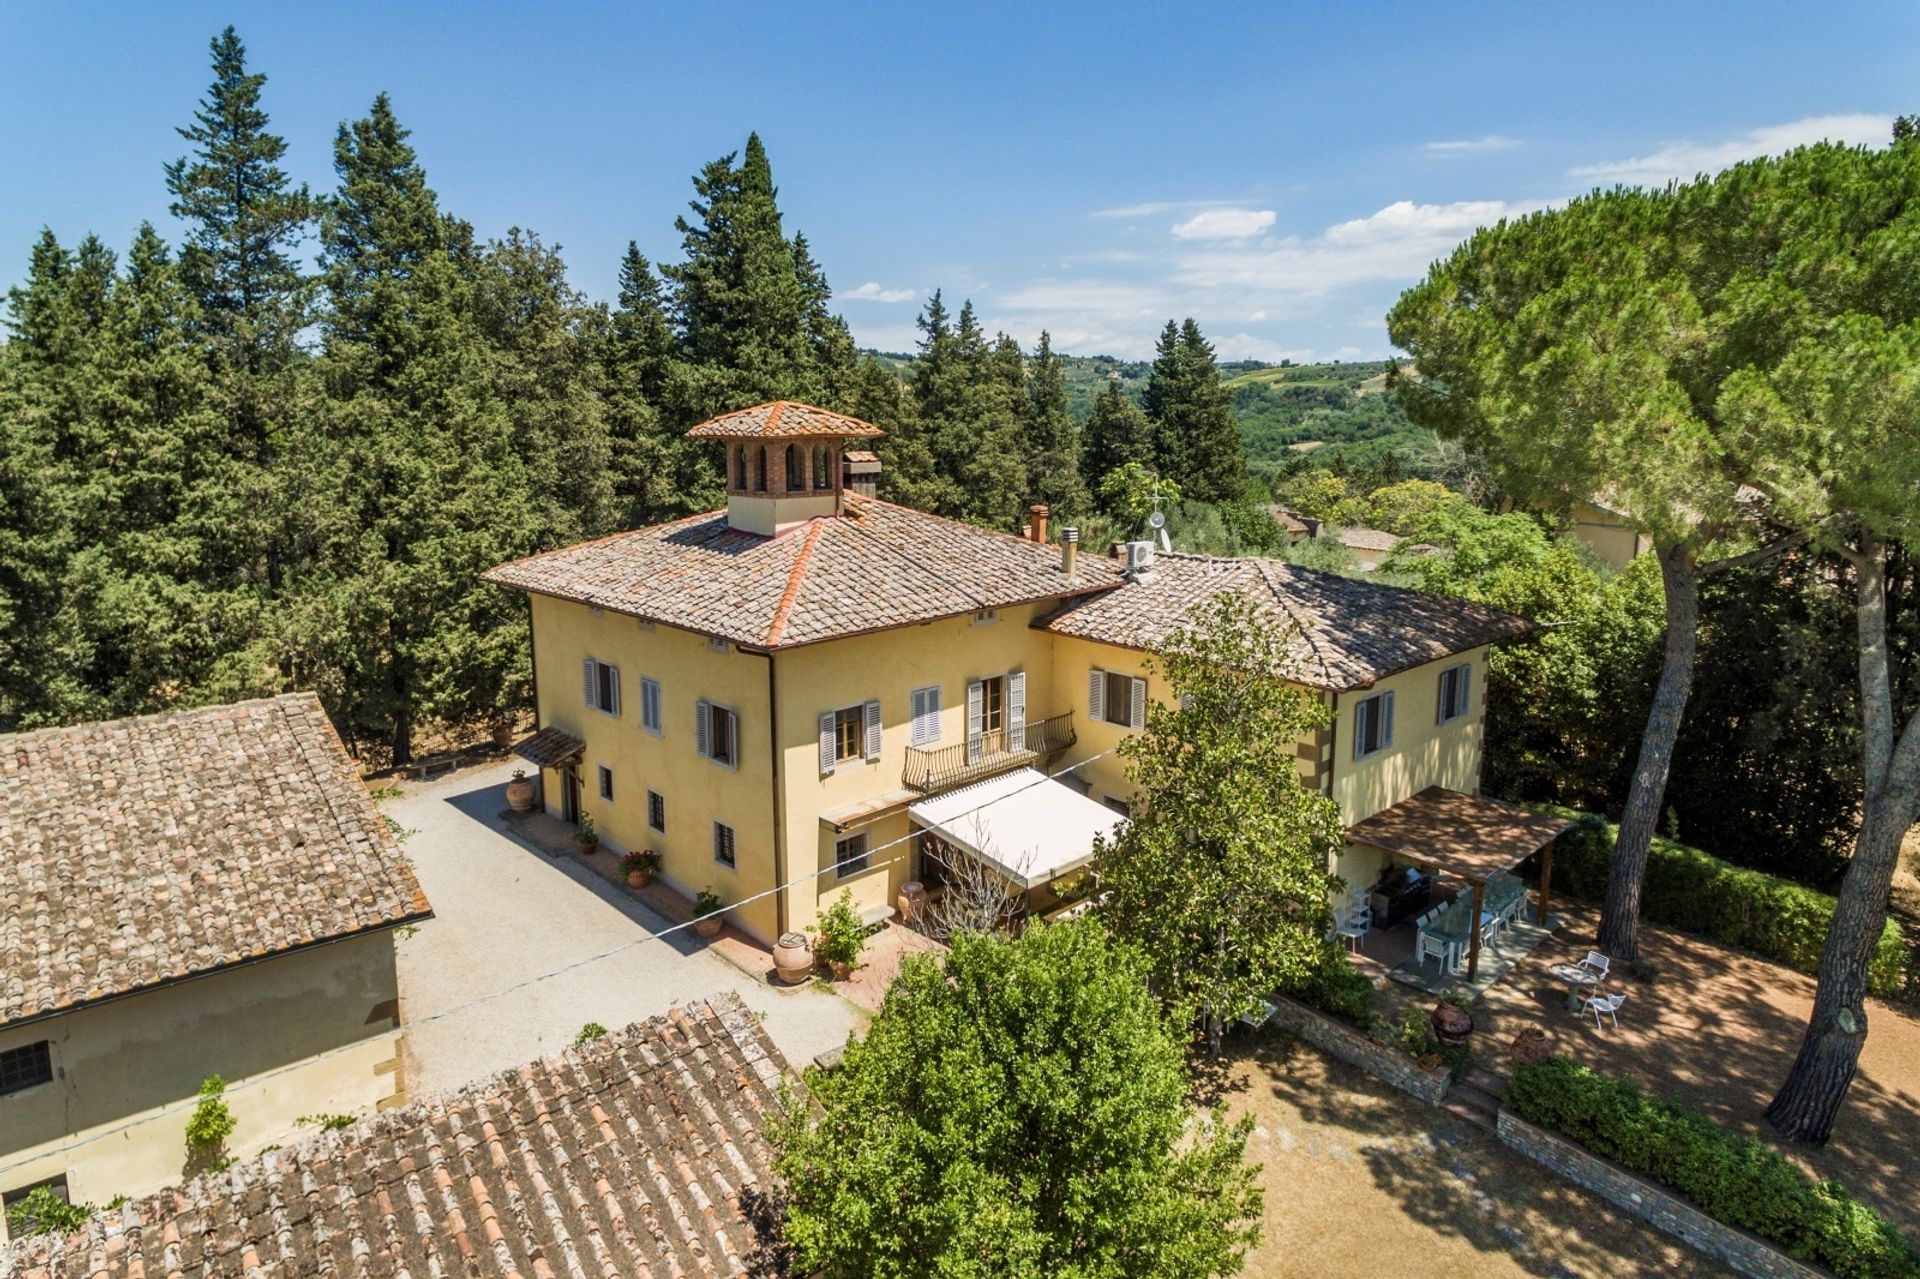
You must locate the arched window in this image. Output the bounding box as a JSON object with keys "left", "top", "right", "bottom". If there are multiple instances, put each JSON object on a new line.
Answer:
{"left": 733, "top": 445, "right": 747, "bottom": 490}
{"left": 785, "top": 443, "right": 805, "bottom": 491}
{"left": 754, "top": 446, "right": 768, "bottom": 492}
{"left": 813, "top": 445, "right": 829, "bottom": 489}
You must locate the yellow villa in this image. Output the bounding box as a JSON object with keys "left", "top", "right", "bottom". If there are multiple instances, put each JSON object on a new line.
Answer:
{"left": 483, "top": 401, "right": 1565, "bottom": 977}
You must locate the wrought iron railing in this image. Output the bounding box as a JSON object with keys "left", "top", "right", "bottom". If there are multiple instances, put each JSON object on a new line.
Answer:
{"left": 902, "top": 710, "right": 1076, "bottom": 795}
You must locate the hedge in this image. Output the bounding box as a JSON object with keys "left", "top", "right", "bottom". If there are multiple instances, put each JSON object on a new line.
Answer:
{"left": 1287, "top": 940, "right": 1375, "bottom": 1029}
{"left": 1546, "top": 809, "right": 1909, "bottom": 998}
{"left": 1508, "top": 1057, "right": 1918, "bottom": 1279}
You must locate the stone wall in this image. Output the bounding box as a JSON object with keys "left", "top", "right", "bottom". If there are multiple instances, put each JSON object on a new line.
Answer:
{"left": 1267, "top": 994, "right": 1450, "bottom": 1105}
{"left": 1494, "top": 1110, "right": 1825, "bottom": 1279}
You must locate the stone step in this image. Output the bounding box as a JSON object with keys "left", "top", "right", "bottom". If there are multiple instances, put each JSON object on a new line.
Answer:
{"left": 1447, "top": 1080, "right": 1502, "bottom": 1113}
{"left": 1440, "top": 1094, "right": 1499, "bottom": 1132}
{"left": 1460, "top": 1064, "right": 1510, "bottom": 1098}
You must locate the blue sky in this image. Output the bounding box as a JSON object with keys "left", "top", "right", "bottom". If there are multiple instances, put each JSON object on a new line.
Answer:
{"left": 3, "top": 2, "right": 1914, "bottom": 361}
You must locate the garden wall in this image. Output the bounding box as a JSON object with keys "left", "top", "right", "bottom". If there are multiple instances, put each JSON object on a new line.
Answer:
{"left": 1267, "top": 994, "right": 1450, "bottom": 1105}
{"left": 1495, "top": 1110, "right": 1825, "bottom": 1279}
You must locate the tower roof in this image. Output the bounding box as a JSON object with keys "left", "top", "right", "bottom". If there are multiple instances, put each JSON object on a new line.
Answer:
{"left": 684, "top": 399, "right": 885, "bottom": 440}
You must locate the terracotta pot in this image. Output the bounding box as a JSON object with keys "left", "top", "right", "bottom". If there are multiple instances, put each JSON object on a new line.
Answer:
{"left": 505, "top": 777, "right": 536, "bottom": 812}
{"left": 579, "top": 840, "right": 599, "bottom": 857}
{"left": 1429, "top": 1002, "right": 1474, "bottom": 1046}
{"left": 773, "top": 932, "right": 814, "bottom": 985}
{"left": 897, "top": 880, "right": 927, "bottom": 923}
{"left": 492, "top": 720, "right": 516, "bottom": 751}
{"left": 1509, "top": 1027, "right": 1553, "bottom": 1066}
{"left": 626, "top": 869, "right": 653, "bottom": 889}
{"left": 828, "top": 959, "right": 852, "bottom": 981}
{"left": 695, "top": 916, "right": 723, "bottom": 939}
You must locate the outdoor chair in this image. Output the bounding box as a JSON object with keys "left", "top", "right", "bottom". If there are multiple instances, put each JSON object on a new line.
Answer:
{"left": 1583, "top": 991, "right": 1627, "bottom": 1030}
{"left": 1418, "top": 928, "right": 1455, "bottom": 973}
{"left": 1578, "top": 950, "right": 1611, "bottom": 981}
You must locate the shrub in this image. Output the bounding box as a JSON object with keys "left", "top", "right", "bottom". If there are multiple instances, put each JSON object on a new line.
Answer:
{"left": 298, "top": 1112, "right": 356, "bottom": 1132}
{"left": 619, "top": 849, "right": 660, "bottom": 877}
{"left": 574, "top": 1022, "right": 608, "bottom": 1045}
{"left": 1508, "top": 1057, "right": 1918, "bottom": 1278}
{"left": 1285, "top": 940, "right": 1374, "bottom": 1028}
{"left": 1546, "top": 809, "right": 1910, "bottom": 997}
{"left": 184, "top": 1074, "right": 236, "bottom": 1172}
{"left": 5, "top": 1185, "right": 92, "bottom": 1237}
{"left": 810, "top": 890, "right": 867, "bottom": 969}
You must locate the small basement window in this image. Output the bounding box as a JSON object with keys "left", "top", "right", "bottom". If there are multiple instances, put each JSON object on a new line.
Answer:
{"left": 0, "top": 1041, "right": 53, "bottom": 1096}
{"left": 648, "top": 790, "right": 665, "bottom": 833}
{"left": 714, "top": 821, "right": 737, "bottom": 869}
{"left": 597, "top": 765, "right": 614, "bottom": 802}
{"left": 835, "top": 832, "right": 870, "bottom": 877}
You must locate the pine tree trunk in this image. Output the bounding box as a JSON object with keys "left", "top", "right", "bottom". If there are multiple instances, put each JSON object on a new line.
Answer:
{"left": 1598, "top": 543, "right": 1700, "bottom": 965}
{"left": 1768, "top": 540, "right": 1920, "bottom": 1144}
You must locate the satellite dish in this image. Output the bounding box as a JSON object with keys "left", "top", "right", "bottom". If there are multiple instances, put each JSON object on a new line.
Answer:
{"left": 1147, "top": 510, "right": 1166, "bottom": 530}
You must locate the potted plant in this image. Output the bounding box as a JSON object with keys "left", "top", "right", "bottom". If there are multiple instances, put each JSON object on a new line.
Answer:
{"left": 693, "top": 888, "right": 725, "bottom": 938}
{"left": 620, "top": 850, "right": 660, "bottom": 888}
{"left": 574, "top": 814, "right": 598, "bottom": 856}
{"left": 811, "top": 890, "right": 866, "bottom": 980}
{"left": 1509, "top": 1025, "right": 1553, "bottom": 1066}
{"left": 505, "top": 768, "right": 536, "bottom": 812}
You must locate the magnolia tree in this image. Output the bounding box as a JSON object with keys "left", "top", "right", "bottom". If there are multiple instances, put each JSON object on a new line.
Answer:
{"left": 1094, "top": 591, "right": 1346, "bottom": 1056}
{"left": 772, "top": 919, "right": 1263, "bottom": 1277}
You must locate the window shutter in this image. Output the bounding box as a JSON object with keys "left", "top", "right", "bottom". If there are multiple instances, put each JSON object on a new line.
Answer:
{"left": 1007, "top": 672, "right": 1026, "bottom": 751}
{"left": 966, "top": 679, "right": 984, "bottom": 764}
{"left": 723, "top": 708, "right": 739, "bottom": 771}
{"left": 863, "top": 699, "right": 882, "bottom": 761}
{"left": 1460, "top": 664, "right": 1471, "bottom": 714}
{"left": 606, "top": 665, "right": 621, "bottom": 716}
{"left": 583, "top": 659, "right": 598, "bottom": 710}
{"left": 1353, "top": 700, "right": 1367, "bottom": 761}
{"left": 1382, "top": 691, "right": 1396, "bottom": 748}
{"left": 1437, "top": 669, "right": 1450, "bottom": 725}
{"left": 908, "top": 688, "right": 924, "bottom": 747}
{"left": 696, "top": 699, "right": 711, "bottom": 759}
{"left": 819, "top": 711, "right": 836, "bottom": 775}
{"left": 1089, "top": 669, "right": 1106, "bottom": 722}
{"left": 1129, "top": 676, "right": 1146, "bottom": 730}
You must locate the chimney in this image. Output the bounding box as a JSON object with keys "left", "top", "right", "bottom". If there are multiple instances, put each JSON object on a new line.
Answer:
{"left": 1061, "top": 526, "right": 1079, "bottom": 576}
{"left": 1028, "top": 504, "right": 1050, "bottom": 545}
{"left": 842, "top": 449, "right": 882, "bottom": 498}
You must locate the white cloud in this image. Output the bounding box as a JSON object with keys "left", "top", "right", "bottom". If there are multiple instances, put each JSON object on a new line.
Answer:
{"left": 1425, "top": 135, "right": 1522, "bottom": 154}
{"left": 1090, "top": 198, "right": 1256, "bottom": 219}
{"left": 1171, "top": 208, "right": 1277, "bottom": 241}
{"left": 1570, "top": 113, "right": 1892, "bottom": 186}
{"left": 842, "top": 281, "right": 918, "bottom": 303}
{"left": 1210, "top": 332, "right": 1320, "bottom": 362}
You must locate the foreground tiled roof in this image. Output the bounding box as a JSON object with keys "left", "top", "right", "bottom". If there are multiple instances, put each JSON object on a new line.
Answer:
{"left": 1038, "top": 551, "right": 1532, "bottom": 690}
{"left": 685, "top": 400, "right": 884, "bottom": 439}
{"left": 0, "top": 694, "right": 431, "bottom": 1029}
{"left": 484, "top": 496, "right": 1122, "bottom": 648}
{"left": 5, "top": 996, "right": 791, "bottom": 1279}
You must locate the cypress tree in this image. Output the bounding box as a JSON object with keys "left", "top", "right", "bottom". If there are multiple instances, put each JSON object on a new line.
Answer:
{"left": 604, "top": 242, "right": 718, "bottom": 524}
{"left": 1144, "top": 317, "right": 1244, "bottom": 504}
{"left": 1081, "top": 380, "right": 1153, "bottom": 497}
{"left": 1024, "top": 330, "right": 1087, "bottom": 517}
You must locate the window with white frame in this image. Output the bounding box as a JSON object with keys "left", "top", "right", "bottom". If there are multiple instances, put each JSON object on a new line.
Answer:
{"left": 582, "top": 658, "right": 620, "bottom": 715}
{"left": 707, "top": 636, "right": 729, "bottom": 654}
{"left": 1437, "top": 662, "right": 1472, "bottom": 724}
{"left": 0, "top": 1041, "right": 52, "bottom": 1096}
{"left": 597, "top": 765, "right": 614, "bottom": 801}
{"left": 696, "top": 701, "right": 738, "bottom": 768}
{"left": 1089, "top": 668, "right": 1146, "bottom": 728}
{"left": 1353, "top": 690, "right": 1395, "bottom": 759}
{"left": 640, "top": 677, "right": 662, "bottom": 734}
{"left": 713, "top": 821, "right": 737, "bottom": 868}
{"left": 835, "top": 832, "right": 870, "bottom": 877}
{"left": 819, "top": 701, "right": 881, "bottom": 773}
{"left": 648, "top": 789, "right": 665, "bottom": 833}
{"left": 909, "top": 685, "right": 941, "bottom": 746}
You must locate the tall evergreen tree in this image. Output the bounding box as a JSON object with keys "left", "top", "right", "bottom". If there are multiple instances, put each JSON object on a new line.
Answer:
{"left": 1144, "top": 318, "right": 1245, "bottom": 503}
{"left": 1080, "top": 379, "right": 1153, "bottom": 498}
{"left": 604, "top": 242, "right": 718, "bottom": 525}
{"left": 899, "top": 297, "right": 1027, "bottom": 525}
{"left": 1023, "top": 330, "right": 1087, "bottom": 517}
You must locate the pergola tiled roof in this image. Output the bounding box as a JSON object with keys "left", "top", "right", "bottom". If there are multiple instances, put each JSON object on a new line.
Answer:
{"left": 484, "top": 496, "right": 1123, "bottom": 649}
{"left": 5, "top": 996, "right": 791, "bottom": 1279}
{"left": 512, "top": 725, "right": 585, "bottom": 768}
{"left": 0, "top": 693, "right": 432, "bottom": 1029}
{"left": 684, "top": 399, "right": 885, "bottom": 439}
{"left": 1038, "top": 551, "right": 1533, "bottom": 691}
{"left": 1346, "top": 786, "right": 1573, "bottom": 883}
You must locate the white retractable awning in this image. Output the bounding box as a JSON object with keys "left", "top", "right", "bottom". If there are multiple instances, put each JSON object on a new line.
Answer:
{"left": 907, "top": 767, "right": 1126, "bottom": 890}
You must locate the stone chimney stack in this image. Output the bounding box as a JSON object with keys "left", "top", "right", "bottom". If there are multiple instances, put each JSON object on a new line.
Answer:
{"left": 1029, "top": 504, "right": 1050, "bottom": 545}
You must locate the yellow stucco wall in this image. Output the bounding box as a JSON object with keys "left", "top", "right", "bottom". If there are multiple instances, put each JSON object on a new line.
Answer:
{"left": 1045, "top": 634, "right": 1165, "bottom": 807}
{"left": 1570, "top": 504, "right": 1652, "bottom": 571}
{"left": 0, "top": 931, "right": 401, "bottom": 1223}
{"left": 529, "top": 594, "right": 779, "bottom": 941}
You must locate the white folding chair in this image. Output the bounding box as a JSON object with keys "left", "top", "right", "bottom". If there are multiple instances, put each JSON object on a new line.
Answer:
{"left": 1578, "top": 950, "right": 1611, "bottom": 981}
{"left": 1583, "top": 991, "right": 1627, "bottom": 1030}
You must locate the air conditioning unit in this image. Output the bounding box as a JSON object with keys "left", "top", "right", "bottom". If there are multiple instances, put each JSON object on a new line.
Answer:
{"left": 1125, "top": 540, "right": 1156, "bottom": 576}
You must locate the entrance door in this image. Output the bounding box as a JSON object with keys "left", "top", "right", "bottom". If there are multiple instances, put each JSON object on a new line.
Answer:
{"left": 561, "top": 766, "right": 582, "bottom": 824}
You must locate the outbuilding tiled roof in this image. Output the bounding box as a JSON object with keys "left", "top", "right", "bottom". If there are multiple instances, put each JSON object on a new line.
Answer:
{"left": 1038, "top": 551, "right": 1532, "bottom": 690}
{"left": 684, "top": 400, "right": 885, "bottom": 439}
{"left": 484, "top": 496, "right": 1122, "bottom": 649}
{"left": 0, "top": 694, "right": 431, "bottom": 1029}
{"left": 5, "top": 996, "right": 791, "bottom": 1279}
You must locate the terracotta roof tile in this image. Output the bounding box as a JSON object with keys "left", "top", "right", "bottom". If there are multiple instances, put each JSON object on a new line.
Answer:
{"left": 684, "top": 400, "right": 884, "bottom": 440}
{"left": 1037, "top": 551, "right": 1533, "bottom": 690}
{"left": 483, "top": 497, "right": 1122, "bottom": 648}
{"left": 5, "top": 996, "right": 791, "bottom": 1278}
{"left": 0, "top": 694, "right": 431, "bottom": 1029}
{"left": 512, "top": 725, "right": 585, "bottom": 768}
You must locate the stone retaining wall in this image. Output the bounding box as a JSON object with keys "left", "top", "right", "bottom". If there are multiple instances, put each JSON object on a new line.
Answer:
{"left": 1494, "top": 1110, "right": 1825, "bottom": 1279}
{"left": 1267, "top": 994, "right": 1450, "bottom": 1105}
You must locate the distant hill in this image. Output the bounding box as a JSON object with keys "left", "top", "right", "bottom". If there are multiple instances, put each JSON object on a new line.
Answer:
{"left": 860, "top": 349, "right": 1423, "bottom": 470}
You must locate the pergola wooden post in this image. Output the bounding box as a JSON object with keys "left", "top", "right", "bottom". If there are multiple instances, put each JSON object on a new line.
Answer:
{"left": 1466, "top": 879, "right": 1487, "bottom": 980}
{"left": 1537, "top": 843, "right": 1554, "bottom": 927}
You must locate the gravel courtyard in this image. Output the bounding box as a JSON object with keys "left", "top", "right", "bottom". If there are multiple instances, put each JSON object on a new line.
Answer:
{"left": 383, "top": 761, "right": 867, "bottom": 1096}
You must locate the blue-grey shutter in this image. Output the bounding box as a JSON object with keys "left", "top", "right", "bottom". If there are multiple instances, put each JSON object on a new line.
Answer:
{"left": 1353, "top": 699, "right": 1367, "bottom": 761}
{"left": 696, "top": 699, "right": 711, "bottom": 759}
{"left": 1460, "top": 664, "right": 1471, "bottom": 715}
{"left": 1089, "top": 669, "right": 1106, "bottom": 723}
{"left": 966, "top": 679, "right": 984, "bottom": 764}
{"left": 863, "top": 699, "right": 883, "bottom": 761}
{"left": 1129, "top": 676, "right": 1146, "bottom": 730}
{"left": 583, "top": 659, "right": 598, "bottom": 710}
{"left": 605, "top": 665, "right": 620, "bottom": 716}
{"left": 1383, "top": 691, "right": 1396, "bottom": 748}
{"left": 1007, "top": 672, "right": 1026, "bottom": 751}
{"left": 819, "top": 711, "right": 836, "bottom": 775}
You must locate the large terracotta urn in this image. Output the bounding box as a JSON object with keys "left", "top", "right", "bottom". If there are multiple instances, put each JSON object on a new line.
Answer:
{"left": 1429, "top": 1002, "right": 1474, "bottom": 1047}
{"left": 505, "top": 772, "right": 536, "bottom": 812}
{"left": 1509, "top": 1026, "right": 1553, "bottom": 1066}
{"left": 773, "top": 932, "right": 814, "bottom": 985}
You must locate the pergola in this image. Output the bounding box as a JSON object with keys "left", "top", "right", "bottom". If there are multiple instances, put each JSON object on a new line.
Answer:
{"left": 1346, "top": 786, "right": 1573, "bottom": 979}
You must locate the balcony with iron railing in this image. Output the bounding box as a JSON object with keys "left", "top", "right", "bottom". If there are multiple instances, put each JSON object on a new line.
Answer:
{"left": 902, "top": 710, "right": 1077, "bottom": 795}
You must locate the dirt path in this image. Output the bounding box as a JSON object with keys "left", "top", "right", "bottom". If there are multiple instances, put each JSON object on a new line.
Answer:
{"left": 1227, "top": 1034, "right": 1723, "bottom": 1278}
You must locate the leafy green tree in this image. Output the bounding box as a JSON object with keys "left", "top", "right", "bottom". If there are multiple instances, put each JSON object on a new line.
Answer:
{"left": 1144, "top": 319, "right": 1244, "bottom": 504}
{"left": 773, "top": 919, "right": 1263, "bottom": 1277}
{"left": 1270, "top": 467, "right": 1348, "bottom": 522}
{"left": 1095, "top": 461, "right": 1180, "bottom": 535}
{"left": 1095, "top": 592, "right": 1345, "bottom": 1054}
{"left": 1080, "top": 380, "right": 1152, "bottom": 496}
{"left": 1023, "top": 331, "right": 1087, "bottom": 517}
{"left": 892, "top": 294, "right": 1027, "bottom": 525}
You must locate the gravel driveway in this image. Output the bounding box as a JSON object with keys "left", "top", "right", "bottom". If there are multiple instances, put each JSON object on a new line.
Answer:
{"left": 386, "top": 761, "right": 866, "bottom": 1096}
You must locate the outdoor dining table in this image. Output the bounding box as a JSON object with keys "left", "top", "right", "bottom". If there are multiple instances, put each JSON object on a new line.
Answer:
{"left": 1419, "top": 900, "right": 1500, "bottom": 974}
{"left": 1548, "top": 961, "right": 1601, "bottom": 1010}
